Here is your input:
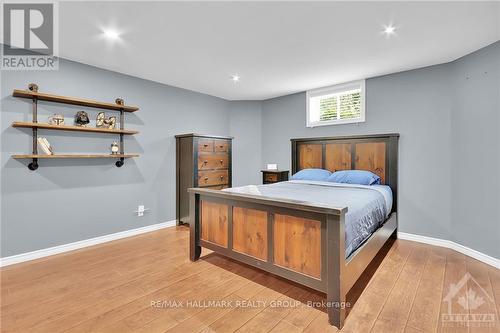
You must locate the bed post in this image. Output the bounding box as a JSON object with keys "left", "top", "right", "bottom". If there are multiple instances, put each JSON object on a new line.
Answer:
{"left": 326, "top": 212, "right": 346, "bottom": 328}
{"left": 189, "top": 192, "right": 201, "bottom": 261}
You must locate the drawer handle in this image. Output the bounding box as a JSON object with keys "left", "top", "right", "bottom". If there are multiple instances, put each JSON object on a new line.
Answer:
{"left": 219, "top": 145, "right": 224, "bottom": 148}
{"left": 220, "top": 176, "right": 224, "bottom": 180}
{"left": 203, "top": 160, "right": 208, "bottom": 165}
{"left": 203, "top": 144, "right": 208, "bottom": 147}
{"left": 220, "top": 159, "right": 223, "bottom": 164}
{"left": 204, "top": 177, "right": 208, "bottom": 182}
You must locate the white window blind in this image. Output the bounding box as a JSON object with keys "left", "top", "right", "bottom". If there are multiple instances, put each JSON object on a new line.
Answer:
{"left": 306, "top": 80, "right": 365, "bottom": 127}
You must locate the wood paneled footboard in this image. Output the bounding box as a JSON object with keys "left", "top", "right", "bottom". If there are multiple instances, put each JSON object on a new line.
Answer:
{"left": 188, "top": 187, "right": 398, "bottom": 329}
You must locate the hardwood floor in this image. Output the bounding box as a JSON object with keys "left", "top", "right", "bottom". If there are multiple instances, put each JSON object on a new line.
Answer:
{"left": 1, "top": 226, "right": 498, "bottom": 333}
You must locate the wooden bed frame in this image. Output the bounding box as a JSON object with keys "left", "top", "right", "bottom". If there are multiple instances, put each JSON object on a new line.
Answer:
{"left": 188, "top": 133, "right": 399, "bottom": 328}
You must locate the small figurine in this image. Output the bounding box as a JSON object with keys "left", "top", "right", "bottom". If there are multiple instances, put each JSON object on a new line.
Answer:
{"left": 48, "top": 114, "right": 64, "bottom": 125}
{"left": 28, "top": 83, "right": 38, "bottom": 92}
{"left": 96, "top": 112, "right": 116, "bottom": 130}
{"left": 96, "top": 112, "right": 105, "bottom": 127}
{"left": 75, "top": 111, "right": 90, "bottom": 127}
{"left": 106, "top": 116, "right": 116, "bottom": 130}
{"left": 110, "top": 141, "right": 119, "bottom": 155}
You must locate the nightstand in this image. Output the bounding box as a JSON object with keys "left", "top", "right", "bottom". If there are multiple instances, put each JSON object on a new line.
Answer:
{"left": 261, "top": 170, "right": 289, "bottom": 184}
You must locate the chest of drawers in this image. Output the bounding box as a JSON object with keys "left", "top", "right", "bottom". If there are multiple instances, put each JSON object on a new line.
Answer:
{"left": 175, "top": 133, "right": 233, "bottom": 225}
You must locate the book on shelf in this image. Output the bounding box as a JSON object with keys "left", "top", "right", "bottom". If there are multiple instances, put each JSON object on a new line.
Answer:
{"left": 37, "top": 137, "right": 53, "bottom": 155}
{"left": 42, "top": 137, "right": 53, "bottom": 154}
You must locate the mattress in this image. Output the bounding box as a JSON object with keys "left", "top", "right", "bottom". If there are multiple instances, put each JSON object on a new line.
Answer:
{"left": 224, "top": 180, "right": 393, "bottom": 258}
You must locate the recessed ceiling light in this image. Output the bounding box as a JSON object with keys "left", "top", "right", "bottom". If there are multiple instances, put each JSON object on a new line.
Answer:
{"left": 102, "top": 28, "right": 120, "bottom": 40}
{"left": 383, "top": 24, "right": 396, "bottom": 36}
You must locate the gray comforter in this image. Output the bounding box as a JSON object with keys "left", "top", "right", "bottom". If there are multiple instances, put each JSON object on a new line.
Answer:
{"left": 224, "top": 180, "right": 392, "bottom": 258}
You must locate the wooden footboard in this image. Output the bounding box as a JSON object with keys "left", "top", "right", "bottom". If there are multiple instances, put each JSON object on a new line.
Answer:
{"left": 188, "top": 187, "right": 398, "bottom": 329}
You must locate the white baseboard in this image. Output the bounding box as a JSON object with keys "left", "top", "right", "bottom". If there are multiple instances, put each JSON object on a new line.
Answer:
{"left": 0, "top": 220, "right": 177, "bottom": 267}
{"left": 2, "top": 224, "right": 497, "bottom": 270}
{"left": 398, "top": 232, "right": 500, "bottom": 269}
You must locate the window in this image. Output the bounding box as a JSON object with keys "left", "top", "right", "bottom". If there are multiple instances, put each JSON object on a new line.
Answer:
{"left": 306, "top": 80, "right": 365, "bottom": 127}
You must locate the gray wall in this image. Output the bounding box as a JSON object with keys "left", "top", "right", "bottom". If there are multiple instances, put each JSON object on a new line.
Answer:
{"left": 0, "top": 58, "right": 261, "bottom": 256}
{"left": 262, "top": 66, "right": 453, "bottom": 242}
{"left": 450, "top": 43, "right": 500, "bottom": 258}
{"left": 261, "top": 41, "right": 499, "bottom": 258}
{"left": 229, "top": 101, "right": 263, "bottom": 186}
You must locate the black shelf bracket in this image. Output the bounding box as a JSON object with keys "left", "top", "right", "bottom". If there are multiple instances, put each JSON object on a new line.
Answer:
{"left": 28, "top": 158, "right": 38, "bottom": 170}
{"left": 116, "top": 98, "right": 125, "bottom": 167}
{"left": 29, "top": 83, "right": 39, "bottom": 170}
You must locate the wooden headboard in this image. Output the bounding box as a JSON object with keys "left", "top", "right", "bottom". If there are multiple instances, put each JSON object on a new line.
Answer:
{"left": 291, "top": 133, "right": 399, "bottom": 212}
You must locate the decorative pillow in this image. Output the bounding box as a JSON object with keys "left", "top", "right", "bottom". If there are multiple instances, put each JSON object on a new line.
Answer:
{"left": 327, "top": 170, "right": 381, "bottom": 185}
{"left": 290, "top": 168, "right": 332, "bottom": 181}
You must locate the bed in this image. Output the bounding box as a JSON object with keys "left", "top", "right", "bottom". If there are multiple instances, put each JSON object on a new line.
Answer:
{"left": 188, "top": 133, "right": 399, "bottom": 328}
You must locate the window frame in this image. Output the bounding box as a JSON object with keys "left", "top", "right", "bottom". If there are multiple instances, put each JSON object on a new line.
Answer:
{"left": 306, "top": 79, "right": 366, "bottom": 127}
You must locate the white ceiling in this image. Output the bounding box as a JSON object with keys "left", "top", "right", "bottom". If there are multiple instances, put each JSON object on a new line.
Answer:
{"left": 54, "top": 2, "right": 500, "bottom": 99}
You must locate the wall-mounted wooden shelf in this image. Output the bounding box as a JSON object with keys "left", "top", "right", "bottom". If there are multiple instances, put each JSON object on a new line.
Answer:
{"left": 13, "top": 89, "right": 139, "bottom": 112}
{"left": 12, "top": 122, "right": 139, "bottom": 135}
{"left": 11, "top": 83, "right": 140, "bottom": 170}
{"left": 13, "top": 154, "right": 139, "bottom": 159}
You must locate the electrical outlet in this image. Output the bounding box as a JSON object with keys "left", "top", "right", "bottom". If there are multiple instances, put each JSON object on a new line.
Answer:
{"left": 134, "top": 205, "right": 150, "bottom": 217}
{"left": 137, "top": 205, "right": 145, "bottom": 217}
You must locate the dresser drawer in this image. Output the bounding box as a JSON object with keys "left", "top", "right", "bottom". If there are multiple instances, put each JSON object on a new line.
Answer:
{"left": 214, "top": 140, "right": 229, "bottom": 153}
{"left": 198, "top": 170, "right": 229, "bottom": 187}
{"left": 264, "top": 173, "right": 278, "bottom": 182}
{"left": 198, "top": 139, "right": 214, "bottom": 153}
{"left": 198, "top": 154, "right": 228, "bottom": 170}
{"left": 261, "top": 170, "right": 289, "bottom": 184}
